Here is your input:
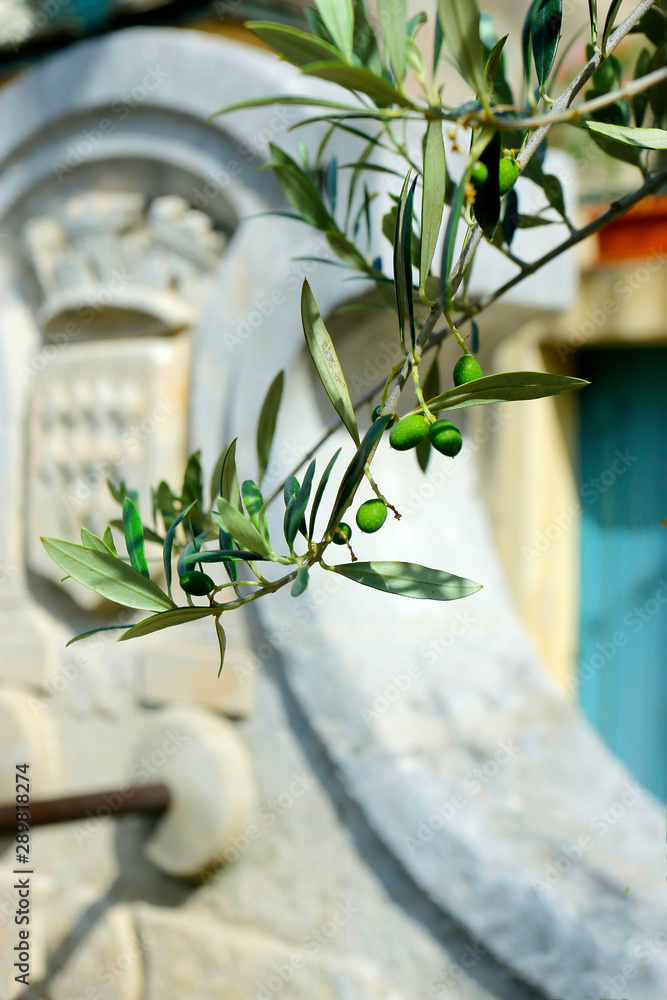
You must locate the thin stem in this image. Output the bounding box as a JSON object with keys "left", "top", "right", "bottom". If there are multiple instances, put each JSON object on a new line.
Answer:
{"left": 412, "top": 363, "right": 435, "bottom": 423}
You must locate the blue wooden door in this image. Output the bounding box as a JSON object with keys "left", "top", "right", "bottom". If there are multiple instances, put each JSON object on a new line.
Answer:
{"left": 578, "top": 347, "right": 667, "bottom": 801}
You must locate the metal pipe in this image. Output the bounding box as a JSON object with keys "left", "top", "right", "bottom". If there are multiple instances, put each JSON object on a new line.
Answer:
{"left": 0, "top": 782, "right": 170, "bottom": 834}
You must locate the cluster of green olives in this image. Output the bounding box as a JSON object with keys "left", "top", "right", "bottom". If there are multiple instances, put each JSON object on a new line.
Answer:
{"left": 471, "top": 155, "right": 519, "bottom": 196}
{"left": 373, "top": 354, "right": 482, "bottom": 464}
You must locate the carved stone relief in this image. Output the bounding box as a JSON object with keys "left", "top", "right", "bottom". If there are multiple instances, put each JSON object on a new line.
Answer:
{"left": 23, "top": 192, "right": 226, "bottom": 608}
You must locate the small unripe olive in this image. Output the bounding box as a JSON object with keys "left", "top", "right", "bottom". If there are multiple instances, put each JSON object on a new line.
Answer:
{"left": 356, "top": 499, "right": 387, "bottom": 533}
{"left": 389, "top": 414, "right": 429, "bottom": 451}
{"left": 333, "top": 522, "right": 352, "bottom": 545}
{"left": 429, "top": 419, "right": 463, "bottom": 458}
{"left": 498, "top": 156, "right": 519, "bottom": 196}
{"left": 471, "top": 161, "right": 489, "bottom": 186}
{"left": 179, "top": 570, "right": 215, "bottom": 595}
{"left": 453, "top": 355, "right": 483, "bottom": 386}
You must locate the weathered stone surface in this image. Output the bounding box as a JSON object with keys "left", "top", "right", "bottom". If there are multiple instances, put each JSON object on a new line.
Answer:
{"left": 49, "top": 906, "right": 143, "bottom": 1000}
{"left": 135, "top": 904, "right": 403, "bottom": 1000}
{"left": 0, "top": 687, "right": 60, "bottom": 800}
{"left": 139, "top": 614, "right": 255, "bottom": 717}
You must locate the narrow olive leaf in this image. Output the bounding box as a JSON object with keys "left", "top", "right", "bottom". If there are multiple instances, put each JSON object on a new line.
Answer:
{"left": 102, "top": 525, "right": 117, "bottom": 557}
{"left": 436, "top": 0, "right": 489, "bottom": 100}
{"left": 326, "top": 416, "right": 390, "bottom": 535}
{"left": 242, "top": 480, "right": 269, "bottom": 540}
{"left": 583, "top": 121, "right": 667, "bottom": 149}
{"left": 309, "top": 447, "right": 341, "bottom": 539}
{"left": 393, "top": 172, "right": 410, "bottom": 351}
{"left": 501, "top": 187, "right": 519, "bottom": 246}
{"left": 284, "top": 476, "right": 300, "bottom": 506}
{"left": 291, "top": 567, "right": 310, "bottom": 598}
{"left": 80, "top": 528, "right": 110, "bottom": 554}
{"left": 588, "top": 0, "right": 598, "bottom": 39}
{"left": 119, "top": 606, "right": 221, "bottom": 642}
{"left": 153, "top": 480, "right": 179, "bottom": 529}
{"left": 209, "top": 446, "right": 227, "bottom": 505}
{"left": 473, "top": 131, "right": 501, "bottom": 241}
{"left": 66, "top": 625, "right": 129, "bottom": 647}
{"left": 220, "top": 439, "right": 242, "bottom": 513}
{"left": 122, "top": 497, "right": 150, "bottom": 579}
{"left": 484, "top": 34, "right": 509, "bottom": 96}
{"left": 287, "top": 460, "right": 316, "bottom": 550}
{"left": 183, "top": 549, "right": 267, "bottom": 565}
{"left": 314, "top": 0, "right": 354, "bottom": 60}
{"left": 163, "top": 500, "right": 198, "bottom": 600}
{"left": 302, "top": 62, "right": 416, "bottom": 108}
{"left": 256, "top": 371, "right": 283, "bottom": 485}
{"left": 210, "top": 95, "right": 367, "bottom": 121}
{"left": 532, "top": 0, "right": 562, "bottom": 89}
{"left": 422, "top": 371, "right": 589, "bottom": 412}
{"left": 378, "top": 0, "right": 407, "bottom": 82}
{"left": 393, "top": 171, "right": 418, "bottom": 350}
{"left": 181, "top": 450, "right": 203, "bottom": 508}
{"left": 333, "top": 561, "right": 482, "bottom": 601}
{"left": 248, "top": 22, "right": 341, "bottom": 65}
{"left": 416, "top": 355, "right": 440, "bottom": 474}
{"left": 601, "top": 0, "right": 623, "bottom": 53}
{"left": 217, "top": 497, "right": 273, "bottom": 558}
{"left": 41, "top": 538, "right": 174, "bottom": 612}
{"left": 325, "top": 156, "right": 338, "bottom": 212}
{"left": 301, "top": 280, "right": 360, "bottom": 445}
{"left": 325, "top": 231, "right": 369, "bottom": 270}
{"left": 270, "top": 159, "right": 334, "bottom": 230}
{"left": 434, "top": 11, "right": 444, "bottom": 72}
{"left": 214, "top": 617, "right": 227, "bottom": 678}
{"left": 400, "top": 174, "right": 418, "bottom": 349}
{"left": 522, "top": 0, "right": 541, "bottom": 83}
{"left": 353, "top": 1, "right": 384, "bottom": 74}
{"left": 440, "top": 169, "right": 470, "bottom": 310}
{"left": 419, "top": 121, "right": 447, "bottom": 298}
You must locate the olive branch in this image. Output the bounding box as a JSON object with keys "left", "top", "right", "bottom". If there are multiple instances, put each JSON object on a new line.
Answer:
{"left": 42, "top": 0, "right": 667, "bottom": 673}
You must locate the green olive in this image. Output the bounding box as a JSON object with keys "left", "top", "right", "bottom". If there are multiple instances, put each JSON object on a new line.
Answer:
{"left": 179, "top": 570, "right": 215, "bottom": 596}
{"left": 452, "top": 355, "right": 483, "bottom": 386}
{"left": 356, "top": 499, "right": 388, "bottom": 533}
{"left": 389, "top": 414, "right": 430, "bottom": 451}
{"left": 429, "top": 419, "right": 463, "bottom": 458}
{"left": 471, "top": 161, "right": 489, "bottom": 186}
{"left": 498, "top": 156, "right": 520, "bottom": 196}
{"left": 333, "top": 523, "right": 352, "bottom": 545}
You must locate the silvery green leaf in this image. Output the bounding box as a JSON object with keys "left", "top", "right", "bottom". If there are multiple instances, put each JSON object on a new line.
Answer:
{"left": 41, "top": 538, "right": 174, "bottom": 612}
{"left": 216, "top": 497, "right": 274, "bottom": 559}
{"left": 122, "top": 496, "right": 150, "bottom": 579}
{"left": 314, "top": 0, "right": 354, "bottom": 61}
{"left": 333, "top": 561, "right": 482, "bottom": 601}
{"left": 437, "top": 0, "right": 489, "bottom": 99}
{"left": 378, "top": 0, "right": 407, "bottom": 82}
{"left": 301, "top": 280, "right": 359, "bottom": 445}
